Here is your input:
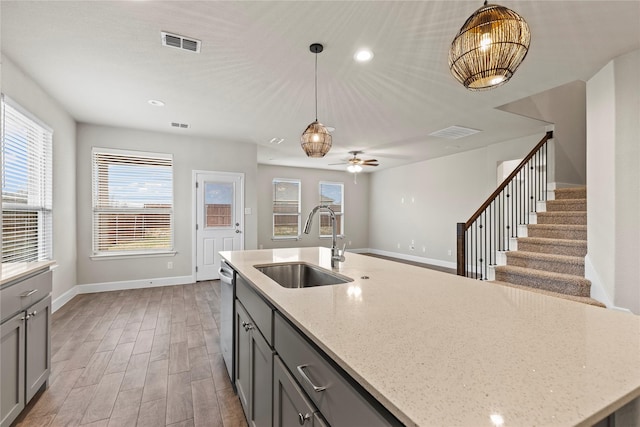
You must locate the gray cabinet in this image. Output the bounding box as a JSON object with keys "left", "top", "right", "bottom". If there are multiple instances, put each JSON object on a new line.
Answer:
{"left": 25, "top": 295, "right": 52, "bottom": 402}
{"left": 274, "top": 355, "right": 327, "bottom": 427}
{"left": 0, "top": 269, "right": 52, "bottom": 427}
{"left": 229, "top": 268, "right": 398, "bottom": 427}
{"left": 274, "top": 312, "right": 397, "bottom": 427}
{"left": 1, "top": 312, "right": 25, "bottom": 427}
{"left": 235, "top": 301, "right": 251, "bottom": 414}
{"left": 235, "top": 295, "right": 274, "bottom": 427}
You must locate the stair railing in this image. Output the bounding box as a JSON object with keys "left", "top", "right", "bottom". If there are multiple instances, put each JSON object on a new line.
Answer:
{"left": 457, "top": 131, "right": 553, "bottom": 279}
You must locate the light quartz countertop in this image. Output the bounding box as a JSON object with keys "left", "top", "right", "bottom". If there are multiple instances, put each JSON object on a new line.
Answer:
{"left": 1, "top": 260, "right": 56, "bottom": 286}
{"left": 221, "top": 247, "right": 640, "bottom": 427}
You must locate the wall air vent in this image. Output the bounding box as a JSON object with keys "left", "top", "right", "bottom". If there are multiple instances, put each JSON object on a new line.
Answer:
{"left": 171, "top": 122, "right": 190, "bottom": 129}
{"left": 161, "top": 31, "right": 201, "bottom": 53}
{"left": 429, "top": 125, "right": 481, "bottom": 139}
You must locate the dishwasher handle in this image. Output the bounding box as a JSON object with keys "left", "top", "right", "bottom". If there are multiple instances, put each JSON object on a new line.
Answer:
{"left": 218, "top": 264, "right": 234, "bottom": 284}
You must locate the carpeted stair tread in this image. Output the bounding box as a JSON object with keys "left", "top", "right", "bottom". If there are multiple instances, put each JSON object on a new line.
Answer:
{"left": 554, "top": 187, "right": 587, "bottom": 200}
{"left": 527, "top": 224, "right": 587, "bottom": 240}
{"left": 490, "top": 280, "right": 605, "bottom": 307}
{"left": 506, "top": 251, "right": 584, "bottom": 275}
{"left": 494, "top": 265, "right": 591, "bottom": 297}
{"left": 516, "top": 237, "right": 587, "bottom": 257}
{"left": 536, "top": 211, "right": 586, "bottom": 225}
{"left": 546, "top": 199, "right": 586, "bottom": 212}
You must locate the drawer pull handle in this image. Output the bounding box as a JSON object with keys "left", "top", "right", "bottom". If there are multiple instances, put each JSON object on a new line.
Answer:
{"left": 298, "top": 412, "right": 311, "bottom": 425}
{"left": 20, "top": 289, "right": 38, "bottom": 298}
{"left": 241, "top": 321, "right": 254, "bottom": 331}
{"left": 296, "top": 364, "right": 326, "bottom": 392}
{"left": 29, "top": 310, "right": 38, "bottom": 317}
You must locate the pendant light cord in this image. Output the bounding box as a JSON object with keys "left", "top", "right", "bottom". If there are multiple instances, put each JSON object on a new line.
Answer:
{"left": 314, "top": 52, "right": 318, "bottom": 121}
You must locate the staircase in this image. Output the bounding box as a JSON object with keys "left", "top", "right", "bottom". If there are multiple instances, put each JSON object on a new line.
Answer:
{"left": 492, "top": 187, "right": 605, "bottom": 307}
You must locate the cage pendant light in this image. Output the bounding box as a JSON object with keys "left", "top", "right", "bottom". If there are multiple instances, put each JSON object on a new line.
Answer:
{"left": 449, "top": 1, "right": 530, "bottom": 91}
{"left": 301, "top": 43, "right": 332, "bottom": 158}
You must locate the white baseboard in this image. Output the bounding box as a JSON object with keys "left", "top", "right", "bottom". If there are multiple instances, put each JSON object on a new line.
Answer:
{"left": 346, "top": 248, "right": 369, "bottom": 254}
{"left": 584, "top": 255, "right": 632, "bottom": 313}
{"left": 53, "top": 274, "right": 195, "bottom": 313}
{"left": 52, "top": 286, "right": 79, "bottom": 313}
{"left": 365, "top": 248, "right": 456, "bottom": 270}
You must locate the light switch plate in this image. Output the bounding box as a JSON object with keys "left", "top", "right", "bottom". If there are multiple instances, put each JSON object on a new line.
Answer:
{"left": 244, "top": 208, "right": 252, "bottom": 214}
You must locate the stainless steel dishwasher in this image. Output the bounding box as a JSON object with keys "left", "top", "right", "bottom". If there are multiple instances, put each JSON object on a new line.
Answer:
{"left": 218, "top": 260, "right": 235, "bottom": 385}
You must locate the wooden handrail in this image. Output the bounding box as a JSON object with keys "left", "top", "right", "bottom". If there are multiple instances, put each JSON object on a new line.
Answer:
{"left": 457, "top": 130, "right": 553, "bottom": 278}
{"left": 464, "top": 131, "right": 553, "bottom": 229}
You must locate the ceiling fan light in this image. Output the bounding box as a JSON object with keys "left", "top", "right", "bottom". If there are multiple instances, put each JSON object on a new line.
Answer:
{"left": 448, "top": 2, "right": 530, "bottom": 91}
{"left": 301, "top": 120, "right": 332, "bottom": 158}
{"left": 347, "top": 164, "right": 362, "bottom": 173}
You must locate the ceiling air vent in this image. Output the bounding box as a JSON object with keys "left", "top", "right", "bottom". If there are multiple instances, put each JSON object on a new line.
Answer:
{"left": 171, "top": 122, "right": 190, "bottom": 129}
{"left": 161, "top": 31, "right": 201, "bottom": 53}
{"left": 429, "top": 125, "right": 481, "bottom": 139}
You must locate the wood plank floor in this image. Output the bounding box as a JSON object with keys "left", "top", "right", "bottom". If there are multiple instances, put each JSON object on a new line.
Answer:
{"left": 14, "top": 281, "right": 247, "bottom": 427}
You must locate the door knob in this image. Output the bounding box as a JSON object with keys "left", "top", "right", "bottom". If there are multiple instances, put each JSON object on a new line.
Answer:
{"left": 235, "top": 229, "right": 241, "bottom": 233}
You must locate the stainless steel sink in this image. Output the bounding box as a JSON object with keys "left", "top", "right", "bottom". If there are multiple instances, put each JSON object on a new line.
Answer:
{"left": 254, "top": 262, "right": 353, "bottom": 288}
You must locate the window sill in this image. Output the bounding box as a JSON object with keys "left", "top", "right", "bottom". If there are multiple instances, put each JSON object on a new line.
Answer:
{"left": 271, "top": 237, "right": 301, "bottom": 241}
{"left": 91, "top": 251, "right": 177, "bottom": 261}
{"left": 319, "top": 235, "right": 345, "bottom": 239}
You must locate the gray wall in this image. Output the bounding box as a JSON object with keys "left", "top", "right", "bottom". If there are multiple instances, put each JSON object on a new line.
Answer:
{"left": 2, "top": 55, "right": 78, "bottom": 301}
{"left": 498, "top": 80, "right": 587, "bottom": 186}
{"left": 586, "top": 48, "right": 640, "bottom": 314}
{"left": 257, "top": 164, "right": 370, "bottom": 251}
{"left": 76, "top": 123, "right": 257, "bottom": 285}
{"left": 368, "top": 133, "right": 544, "bottom": 265}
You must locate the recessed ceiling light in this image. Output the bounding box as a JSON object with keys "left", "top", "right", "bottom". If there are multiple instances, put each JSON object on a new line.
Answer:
{"left": 148, "top": 99, "right": 165, "bottom": 107}
{"left": 269, "top": 138, "right": 284, "bottom": 144}
{"left": 354, "top": 49, "right": 374, "bottom": 62}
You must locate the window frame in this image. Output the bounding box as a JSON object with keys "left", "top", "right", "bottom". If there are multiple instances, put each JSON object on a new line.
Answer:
{"left": 318, "top": 181, "right": 344, "bottom": 238}
{"left": 91, "top": 147, "right": 175, "bottom": 259}
{"left": 1, "top": 94, "right": 53, "bottom": 264}
{"left": 272, "top": 178, "right": 301, "bottom": 240}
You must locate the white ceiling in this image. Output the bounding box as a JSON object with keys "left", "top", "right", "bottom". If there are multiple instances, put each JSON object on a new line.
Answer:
{"left": 2, "top": 1, "right": 639, "bottom": 172}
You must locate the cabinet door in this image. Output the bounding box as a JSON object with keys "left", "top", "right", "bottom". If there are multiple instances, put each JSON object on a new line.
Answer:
{"left": 249, "top": 324, "right": 273, "bottom": 427}
{"left": 235, "top": 301, "right": 252, "bottom": 420}
{"left": 1, "top": 312, "right": 25, "bottom": 427}
{"left": 25, "top": 295, "right": 51, "bottom": 402}
{"left": 273, "top": 356, "right": 317, "bottom": 427}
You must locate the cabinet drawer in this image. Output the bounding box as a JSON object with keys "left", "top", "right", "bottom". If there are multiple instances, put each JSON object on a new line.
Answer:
{"left": 1, "top": 270, "right": 52, "bottom": 321}
{"left": 236, "top": 275, "right": 273, "bottom": 345}
{"left": 274, "top": 312, "right": 398, "bottom": 427}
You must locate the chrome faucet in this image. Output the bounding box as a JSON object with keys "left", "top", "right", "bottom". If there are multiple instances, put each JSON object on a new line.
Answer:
{"left": 303, "top": 205, "right": 345, "bottom": 265}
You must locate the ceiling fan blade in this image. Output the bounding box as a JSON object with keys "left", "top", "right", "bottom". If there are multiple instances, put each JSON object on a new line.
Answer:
{"left": 328, "top": 162, "right": 348, "bottom": 166}
{"left": 362, "top": 159, "right": 378, "bottom": 164}
{"left": 365, "top": 163, "right": 379, "bottom": 167}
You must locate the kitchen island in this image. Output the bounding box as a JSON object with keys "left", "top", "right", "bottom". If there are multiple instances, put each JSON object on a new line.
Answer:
{"left": 220, "top": 247, "right": 640, "bottom": 427}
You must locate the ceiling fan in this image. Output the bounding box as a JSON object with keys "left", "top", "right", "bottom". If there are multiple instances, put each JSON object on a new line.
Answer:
{"left": 330, "top": 151, "right": 379, "bottom": 173}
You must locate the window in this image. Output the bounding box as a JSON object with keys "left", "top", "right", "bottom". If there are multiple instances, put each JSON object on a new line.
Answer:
{"left": 319, "top": 181, "right": 344, "bottom": 237}
{"left": 92, "top": 148, "right": 173, "bottom": 256}
{"left": 272, "top": 178, "right": 300, "bottom": 239}
{"left": 1, "top": 95, "right": 53, "bottom": 264}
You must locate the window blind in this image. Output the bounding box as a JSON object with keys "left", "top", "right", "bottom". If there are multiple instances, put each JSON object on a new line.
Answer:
{"left": 1, "top": 95, "right": 53, "bottom": 264}
{"left": 272, "top": 178, "right": 301, "bottom": 238}
{"left": 319, "top": 181, "right": 344, "bottom": 237}
{"left": 92, "top": 148, "right": 173, "bottom": 255}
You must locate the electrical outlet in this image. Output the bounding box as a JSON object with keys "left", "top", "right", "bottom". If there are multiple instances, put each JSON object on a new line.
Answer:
{"left": 167, "top": 261, "right": 173, "bottom": 269}
{"left": 422, "top": 246, "right": 426, "bottom": 253}
{"left": 348, "top": 240, "right": 352, "bottom": 246}
{"left": 411, "top": 239, "right": 415, "bottom": 245}
{"left": 447, "top": 249, "right": 452, "bottom": 256}
{"left": 397, "top": 243, "right": 401, "bottom": 249}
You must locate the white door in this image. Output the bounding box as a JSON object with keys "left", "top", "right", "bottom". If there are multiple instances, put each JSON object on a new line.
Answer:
{"left": 195, "top": 171, "right": 244, "bottom": 281}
